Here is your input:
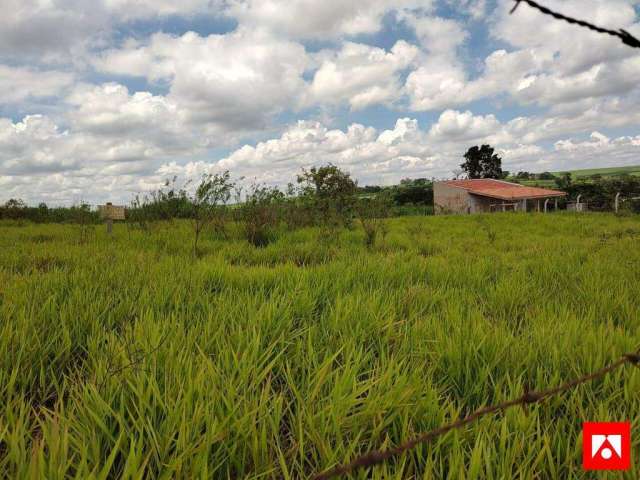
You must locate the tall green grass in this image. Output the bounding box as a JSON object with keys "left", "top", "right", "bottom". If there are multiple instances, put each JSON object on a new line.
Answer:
{"left": 0, "top": 213, "right": 639, "bottom": 479}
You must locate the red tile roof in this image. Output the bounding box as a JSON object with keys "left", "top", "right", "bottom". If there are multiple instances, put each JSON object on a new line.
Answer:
{"left": 442, "top": 179, "right": 567, "bottom": 201}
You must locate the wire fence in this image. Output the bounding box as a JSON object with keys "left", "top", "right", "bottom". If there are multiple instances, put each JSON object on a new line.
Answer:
{"left": 313, "top": 351, "right": 640, "bottom": 480}
{"left": 511, "top": 0, "right": 640, "bottom": 49}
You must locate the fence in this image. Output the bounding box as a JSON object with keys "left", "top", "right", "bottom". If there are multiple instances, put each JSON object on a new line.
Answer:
{"left": 313, "top": 351, "right": 640, "bottom": 480}
{"left": 564, "top": 192, "right": 640, "bottom": 214}
{"left": 615, "top": 193, "right": 640, "bottom": 213}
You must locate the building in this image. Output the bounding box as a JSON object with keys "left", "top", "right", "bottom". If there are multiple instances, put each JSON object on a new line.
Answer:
{"left": 434, "top": 179, "right": 567, "bottom": 215}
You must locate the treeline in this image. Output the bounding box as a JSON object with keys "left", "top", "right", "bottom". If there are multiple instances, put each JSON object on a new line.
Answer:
{"left": 513, "top": 171, "right": 556, "bottom": 181}
{"left": 515, "top": 173, "right": 640, "bottom": 212}
{"left": 556, "top": 174, "right": 640, "bottom": 212}
{"left": 358, "top": 178, "right": 433, "bottom": 207}
{"left": 0, "top": 199, "right": 101, "bottom": 223}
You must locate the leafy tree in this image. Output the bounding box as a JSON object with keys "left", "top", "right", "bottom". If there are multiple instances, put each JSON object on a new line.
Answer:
{"left": 297, "top": 164, "right": 357, "bottom": 198}
{"left": 538, "top": 172, "right": 556, "bottom": 180}
{"left": 1, "top": 199, "right": 27, "bottom": 220}
{"left": 392, "top": 179, "right": 433, "bottom": 206}
{"left": 460, "top": 145, "right": 504, "bottom": 179}
{"left": 555, "top": 172, "right": 572, "bottom": 190}
{"left": 358, "top": 185, "right": 383, "bottom": 194}
{"left": 296, "top": 164, "right": 357, "bottom": 226}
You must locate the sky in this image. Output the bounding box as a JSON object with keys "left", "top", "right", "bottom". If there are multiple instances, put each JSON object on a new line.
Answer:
{"left": 1, "top": 0, "right": 640, "bottom": 205}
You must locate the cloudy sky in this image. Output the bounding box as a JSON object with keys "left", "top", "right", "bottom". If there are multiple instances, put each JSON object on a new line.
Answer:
{"left": 1, "top": 0, "right": 640, "bottom": 205}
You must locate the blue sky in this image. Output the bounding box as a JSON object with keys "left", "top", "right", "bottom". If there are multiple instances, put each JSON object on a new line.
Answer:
{"left": 1, "top": 0, "right": 639, "bottom": 204}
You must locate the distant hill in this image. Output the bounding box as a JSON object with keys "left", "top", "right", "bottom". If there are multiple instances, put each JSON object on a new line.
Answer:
{"left": 511, "top": 165, "right": 640, "bottom": 187}
{"left": 551, "top": 165, "right": 640, "bottom": 179}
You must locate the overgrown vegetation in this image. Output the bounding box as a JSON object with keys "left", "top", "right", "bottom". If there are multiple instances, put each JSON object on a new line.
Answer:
{"left": 512, "top": 173, "right": 640, "bottom": 212}
{"left": 128, "top": 164, "right": 397, "bottom": 249}
{"left": 560, "top": 174, "right": 640, "bottom": 212}
{"left": 1, "top": 213, "right": 638, "bottom": 478}
{"left": 0, "top": 199, "right": 101, "bottom": 224}
{"left": 240, "top": 184, "right": 283, "bottom": 247}
{"left": 128, "top": 176, "right": 192, "bottom": 230}
{"left": 356, "top": 191, "right": 392, "bottom": 248}
{"left": 190, "top": 172, "right": 235, "bottom": 255}
{"left": 296, "top": 164, "right": 358, "bottom": 228}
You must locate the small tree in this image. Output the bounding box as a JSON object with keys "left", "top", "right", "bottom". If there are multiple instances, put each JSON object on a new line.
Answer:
{"left": 36, "top": 203, "right": 49, "bottom": 222}
{"left": 460, "top": 145, "right": 504, "bottom": 179}
{"left": 2, "top": 198, "right": 26, "bottom": 220}
{"left": 241, "top": 185, "right": 284, "bottom": 247}
{"left": 190, "top": 172, "right": 234, "bottom": 256}
{"left": 296, "top": 164, "right": 357, "bottom": 227}
{"left": 356, "top": 191, "right": 393, "bottom": 248}
{"left": 73, "top": 202, "right": 94, "bottom": 244}
{"left": 555, "top": 172, "right": 572, "bottom": 190}
{"left": 452, "top": 168, "right": 465, "bottom": 180}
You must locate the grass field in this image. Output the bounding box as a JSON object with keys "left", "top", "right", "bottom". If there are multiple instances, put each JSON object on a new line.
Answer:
{"left": 1, "top": 214, "right": 639, "bottom": 479}
{"left": 553, "top": 165, "right": 640, "bottom": 179}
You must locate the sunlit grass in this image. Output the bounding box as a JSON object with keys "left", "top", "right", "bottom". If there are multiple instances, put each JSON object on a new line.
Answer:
{"left": 0, "top": 212, "right": 639, "bottom": 479}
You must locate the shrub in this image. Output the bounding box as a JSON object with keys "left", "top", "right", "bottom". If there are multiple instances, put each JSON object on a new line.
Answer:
{"left": 241, "top": 185, "right": 284, "bottom": 247}
{"left": 296, "top": 164, "right": 357, "bottom": 228}
{"left": 190, "top": 172, "right": 235, "bottom": 256}
{"left": 356, "top": 191, "right": 393, "bottom": 248}
{"left": 128, "top": 177, "right": 192, "bottom": 229}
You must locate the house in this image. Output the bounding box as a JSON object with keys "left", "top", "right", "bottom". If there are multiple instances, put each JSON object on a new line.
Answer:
{"left": 434, "top": 179, "right": 567, "bottom": 215}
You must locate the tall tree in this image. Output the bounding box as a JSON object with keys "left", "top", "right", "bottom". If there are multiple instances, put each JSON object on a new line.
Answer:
{"left": 460, "top": 145, "right": 504, "bottom": 179}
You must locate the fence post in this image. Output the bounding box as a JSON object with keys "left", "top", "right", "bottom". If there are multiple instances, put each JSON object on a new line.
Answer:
{"left": 106, "top": 202, "right": 113, "bottom": 236}
{"left": 544, "top": 198, "right": 549, "bottom": 213}
{"left": 615, "top": 192, "right": 621, "bottom": 213}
